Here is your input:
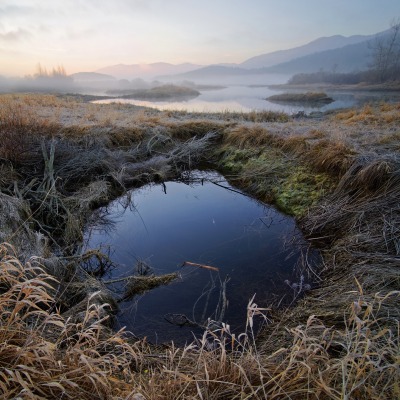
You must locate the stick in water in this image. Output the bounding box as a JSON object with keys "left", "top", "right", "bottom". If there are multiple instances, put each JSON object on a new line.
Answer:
{"left": 182, "top": 261, "right": 219, "bottom": 272}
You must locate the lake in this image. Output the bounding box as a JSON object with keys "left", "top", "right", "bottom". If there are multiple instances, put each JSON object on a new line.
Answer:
{"left": 93, "top": 83, "right": 400, "bottom": 114}
{"left": 84, "top": 171, "right": 318, "bottom": 344}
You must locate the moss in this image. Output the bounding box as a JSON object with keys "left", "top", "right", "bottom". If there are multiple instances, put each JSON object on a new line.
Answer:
{"left": 216, "top": 144, "right": 335, "bottom": 218}
{"left": 216, "top": 147, "right": 259, "bottom": 173}
{"left": 273, "top": 166, "right": 336, "bottom": 217}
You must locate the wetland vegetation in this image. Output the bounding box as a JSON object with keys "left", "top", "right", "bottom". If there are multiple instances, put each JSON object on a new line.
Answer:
{"left": 266, "top": 91, "right": 334, "bottom": 105}
{"left": 105, "top": 84, "right": 201, "bottom": 101}
{"left": 0, "top": 93, "right": 399, "bottom": 399}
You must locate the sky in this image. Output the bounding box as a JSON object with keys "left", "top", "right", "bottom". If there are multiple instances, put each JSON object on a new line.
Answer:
{"left": 0, "top": 0, "right": 399, "bottom": 76}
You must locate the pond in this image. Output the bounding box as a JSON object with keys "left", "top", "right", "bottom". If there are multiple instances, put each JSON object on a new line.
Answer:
{"left": 93, "top": 84, "right": 400, "bottom": 114}
{"left": 84, "top": 171, "right": 318, "bottom": 344}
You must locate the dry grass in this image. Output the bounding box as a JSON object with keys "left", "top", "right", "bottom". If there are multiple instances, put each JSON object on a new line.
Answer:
{"left": 0, "top": 96, "right": 59, "bottom": 163}
{"left": 305, "top": 139, "right": 356, "bottom": 175}
{"left": 0, "top": 243, "right": 140, "bottom": 399}
{"left": 1, "top": 94, "right": 400, "bottom": 398}
{"left": 1, "top": 249, "right": 398, "bottom": 399}
{"left": 0, "top": 93, "right": 222, "bottom": 249}
{"left": 334, "top": 103, "right": 400, "bottom": 125}
{"left": 224, "top": 125, "right": 277, "bottom": 148}
{"left": 166, "top": 120, "right": 226, "bottom": 140}
{"left": 0, "top": 93, "right": 72, "bottom": 108}
{"left": 378, "top": 131, "right": 400, "bottom": 150}
{"left": 123, "top": 291, "right": 400, "bottom": 399}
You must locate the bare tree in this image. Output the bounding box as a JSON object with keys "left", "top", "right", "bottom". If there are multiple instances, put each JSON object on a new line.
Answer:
{"left": 370, "top": 19, "right": 400, "bottom": 82}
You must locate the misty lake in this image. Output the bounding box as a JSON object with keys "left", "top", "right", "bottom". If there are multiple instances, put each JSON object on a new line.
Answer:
{"left": 94, "top": 84, "right": 346, "bottom": 113}
{"left": 84, "top": 171, "right": 318, "bottom": 344}
{"left": 93, "top": 83, "right": 400, "bottom": 114}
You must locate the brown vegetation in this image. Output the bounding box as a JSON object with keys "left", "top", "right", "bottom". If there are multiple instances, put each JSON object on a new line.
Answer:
{"left": 108, "top": 84, "right": 200, "bottom": 100}
{"left": 1, "top": 247, "right": 398, "bottom": 399}
{"left": 0, "top": 93, "right": 399, "bottom": 399}
{"left": 267, "top": 91, "right": 334, "bottom": 104}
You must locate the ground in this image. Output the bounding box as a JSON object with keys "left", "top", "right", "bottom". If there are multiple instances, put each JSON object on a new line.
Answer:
{"left": 0, "top": 93, "right": 399, "bottom": 399}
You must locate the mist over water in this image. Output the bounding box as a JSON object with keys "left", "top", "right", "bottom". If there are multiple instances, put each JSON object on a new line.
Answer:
{"left": 89, "top": 72, "right": 400, "bottom": 113}
{"left": 93, "top": 84, "right": 393, "bottom": 114}
{"left": 2, "top": 71, "right": 399, "bottom": 114}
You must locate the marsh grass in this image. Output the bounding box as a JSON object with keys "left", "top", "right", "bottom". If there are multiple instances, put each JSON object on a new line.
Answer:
{"left": 164, "top": 108, "right": 290, "bottom": 123}
{"left": 0, "top": 244, "right": 139, "bottom": 399}
{"left": 224, "top": 124, "right": 276, "bottom": 148}
{"left": 0, "top": 96, "right": 59, "bottom": 163}
{"left": 1, "top": 94, "right": 400, "bottom": 399}
{"left": 218, "top": 125, "right": 338, "bottom": 216}
{"left": 1, "top": 248, "right": 398, "bottom": 399}
{"left": 166, "top": 120, "right": 227, "bottom": 140}
{"left": 305, "top": 139, "right": 356, "bottom": 175}
{"left": 334, "top": 102, "right": 400, "bottom": 125}
{"left": 267, "top": 91, "right": 334, "bottom": 104}
{"left": 110, "top": 84, "right": 200, "bottom": 100}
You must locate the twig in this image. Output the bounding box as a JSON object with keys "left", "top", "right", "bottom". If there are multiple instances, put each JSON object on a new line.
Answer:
{"left": 103, "top": 275, "right": 137, "bottom": 285}
{"left": 181, "top": 261, "right": 219, "bottom": 272}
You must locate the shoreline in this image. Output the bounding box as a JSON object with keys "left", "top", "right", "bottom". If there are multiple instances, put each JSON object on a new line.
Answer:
{"left": 268, "top": 81, "right": 400, "bottom": 93}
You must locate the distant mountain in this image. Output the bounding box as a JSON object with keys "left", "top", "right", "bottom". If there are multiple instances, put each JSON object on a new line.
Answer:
{"left": 262, "top": 39, "right": 374, "bottom": 74}
{"left": 173, "top": 31, "right": 389, "bottom": 80}
{"left": 95, "top": 62, "right": 202, "bottom": 79}
{"left": 71, "top": 72, "right": 116, "bottom": 81}
{"left": 90, "top": 29, "right": 387, "bottom": 83}
{"left": 240, "top": 34, "right": 376, "bottom": 69}
{"left": 169, "top": 65, "right": 252, "bottom": 79}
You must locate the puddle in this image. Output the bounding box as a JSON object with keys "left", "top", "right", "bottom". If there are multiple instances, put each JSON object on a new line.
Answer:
{"left": 84, "top": 171, "right": 318, "bottom": 343}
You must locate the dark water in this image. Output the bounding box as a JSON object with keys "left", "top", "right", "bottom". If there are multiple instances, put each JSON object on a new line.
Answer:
{"left": 85, "top": 171, "right": 316, "bottom": 344}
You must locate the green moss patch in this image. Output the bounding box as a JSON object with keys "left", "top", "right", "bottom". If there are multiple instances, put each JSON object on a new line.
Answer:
{"left": 215, "top": 145, "right": 335, "bottom": 218}
{"left": 273, "top": 166, "right": 335, "bottom": 217}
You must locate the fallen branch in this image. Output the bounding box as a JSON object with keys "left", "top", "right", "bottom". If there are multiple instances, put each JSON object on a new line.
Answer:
{"left": 181, "top": 261, "right": 219, "bottom": 272}
{"left": 103, "top": 273, "right": 180, "bottom": 302}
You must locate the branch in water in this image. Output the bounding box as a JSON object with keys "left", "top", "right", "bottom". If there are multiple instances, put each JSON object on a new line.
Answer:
{"left": 181, "top": 261, "right": 219, "bottom": 272}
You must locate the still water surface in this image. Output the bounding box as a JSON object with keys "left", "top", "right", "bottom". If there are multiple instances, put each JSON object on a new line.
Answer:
{"left": 93, "top": 84, "right": 400, "bottom": 114}
{"left": 85, "top": 171, "right": 316, "bottom": 343}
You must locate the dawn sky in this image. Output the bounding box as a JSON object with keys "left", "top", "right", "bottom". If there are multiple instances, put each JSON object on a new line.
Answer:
{"left": 0, "top": 0, "right": 399, "bottom": 76}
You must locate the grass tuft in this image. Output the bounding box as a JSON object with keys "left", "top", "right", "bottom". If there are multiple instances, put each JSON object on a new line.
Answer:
{"left": 306, "top": 139, "right": 356, "bottom": 175}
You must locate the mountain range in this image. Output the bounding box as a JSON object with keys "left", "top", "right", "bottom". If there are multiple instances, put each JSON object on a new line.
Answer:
{"left": 85, "top": 29, "right": 387, "bottom": 82}
{"left": 240, "top": 33, "right": 375, "bottom": 69}
{"left": 95, "top": 62, "right": 202, "bottom": 80}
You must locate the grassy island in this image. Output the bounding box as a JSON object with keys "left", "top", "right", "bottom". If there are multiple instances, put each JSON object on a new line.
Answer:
{"left": 267, "top": 91, "right": 334, "bottom": 105}
{"left": 107, "top": 84, "right": 200, "bottom": 100}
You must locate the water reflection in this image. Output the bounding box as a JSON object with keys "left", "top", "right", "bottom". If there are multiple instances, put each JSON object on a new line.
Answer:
{"left": 93, "top": 84, "right": 400, "bottom": 114}
{"left": 85, "top": 171, "right": 318, "bottom": 344}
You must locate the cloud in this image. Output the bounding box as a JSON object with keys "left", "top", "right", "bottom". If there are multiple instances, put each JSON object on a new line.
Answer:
{"left": 0, "top": 28, "right": 30, "bottom": 42}
{"left": 0, "top": 4, "right": 32, "bottom": 16}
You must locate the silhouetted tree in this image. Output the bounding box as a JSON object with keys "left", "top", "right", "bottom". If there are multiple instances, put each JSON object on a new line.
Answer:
{"left": 370, "top": 19, "right": 400, "bottom": 82}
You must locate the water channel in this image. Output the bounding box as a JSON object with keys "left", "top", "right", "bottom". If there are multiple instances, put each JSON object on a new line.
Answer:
{"left": 85, "top": 171, "right": 317, "bottom": 344}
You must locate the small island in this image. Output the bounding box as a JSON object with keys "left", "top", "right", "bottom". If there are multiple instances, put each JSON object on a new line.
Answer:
{"left": 266, "top": 91, "right": 334, "bottom": 105}
{"left": 108, "top": 84, "right": 200, "bottom": 101}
